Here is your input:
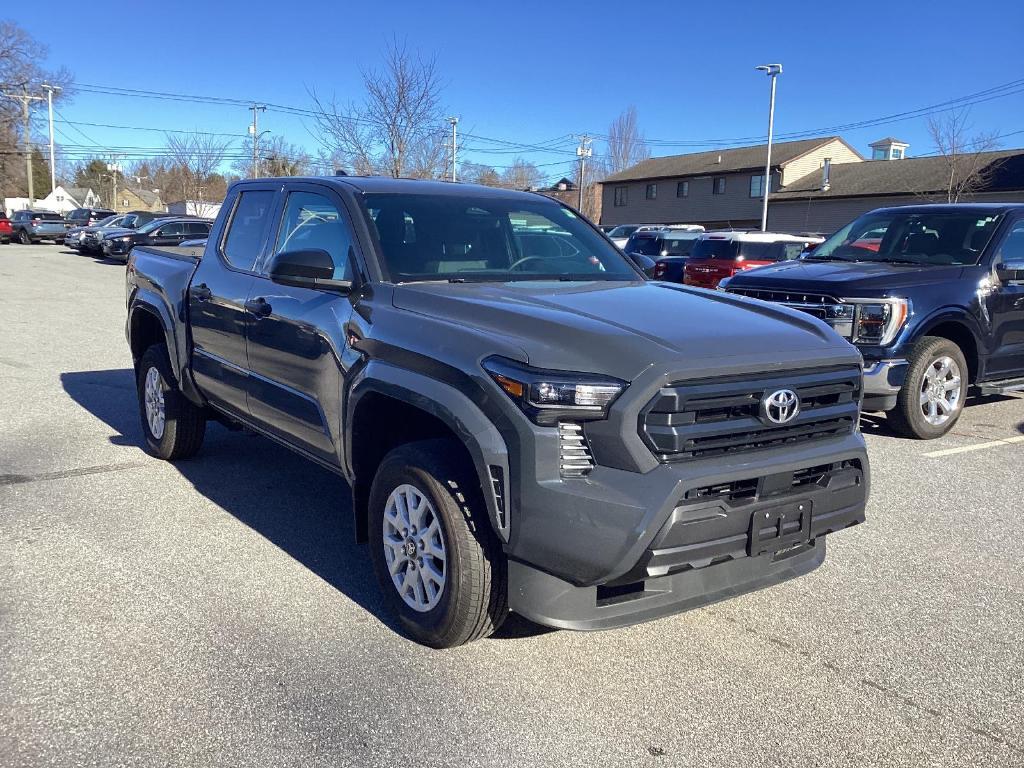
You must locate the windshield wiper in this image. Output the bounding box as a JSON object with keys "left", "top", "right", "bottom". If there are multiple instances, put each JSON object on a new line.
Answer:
{"left": 802, "top": 255, "right": 861, "bottom": 263}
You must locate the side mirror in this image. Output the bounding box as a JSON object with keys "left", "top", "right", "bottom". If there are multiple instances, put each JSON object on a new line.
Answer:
{"left": 268, "top": 248, "right": 352, "bottom": 293}
{"left": 996, "top": 259, "right": 1024, "bottom": 284}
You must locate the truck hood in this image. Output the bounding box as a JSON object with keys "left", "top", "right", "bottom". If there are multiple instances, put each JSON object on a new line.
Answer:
{"left": 729, "top": 259, "right": 966, "bottom": 296}
{"left": 392, "top": 280, "right": 852, "bottom": 380}
{"left": 99, "top": 227, "right": 137, "bottom": 239}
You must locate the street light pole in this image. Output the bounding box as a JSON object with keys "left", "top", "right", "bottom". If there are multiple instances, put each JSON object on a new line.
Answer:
{"left": 249, "top": 104, "right": 266, "bottom": 178}
{"left": 576, "top": 134, "right": 592, "bottom": 211}
{"left": 41, "top": 83, "right": 61, "bottom": 195}
{"left": 755, "top": 63, "right": 782, "bottom": 232}
{"left": 447, "top": 116, "right": 459, "bottom": 182}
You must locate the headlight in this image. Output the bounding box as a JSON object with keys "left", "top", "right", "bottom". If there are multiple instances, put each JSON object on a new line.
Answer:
{"left": 482, "top": 356, "right": 626, "bottom": 425}
{"left": 818, "top": 298, "right": 910, "bottom": 346}
{"left": 117, "top": 236, "right": 133, "bottom": 242}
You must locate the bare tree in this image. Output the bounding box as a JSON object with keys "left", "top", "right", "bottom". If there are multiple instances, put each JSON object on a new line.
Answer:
{"left": 500, "top": 158, "right": 544, "bottom": 190}
{"left": 459, "top": 161, "right": 501, "bottom": 187}
{"left": 927, "top": 109, "right": 1001, "bottom": 202}
{"left": 233, "top": 135, "right": 311, "bottom": 178}
{"left": 605, "top": 106, "right": 650, "bottom": 174}
{"left": 311, "top": 39, "right": 446, "bottom": 178}
{"left": 164, "top": 133, "right": 233, "bottom": 201}
{"left": 0, "top": 20, "right": 73, "bottom": 198}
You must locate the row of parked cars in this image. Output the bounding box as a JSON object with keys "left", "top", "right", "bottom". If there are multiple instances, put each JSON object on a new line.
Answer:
{"left": 0, "top": 206, "right": 211, "bottom": 261}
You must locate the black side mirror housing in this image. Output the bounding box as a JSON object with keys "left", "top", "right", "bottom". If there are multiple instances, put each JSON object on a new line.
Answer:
{"left": 268, "top": 248, "right": 352, "bottom": 294}
{"left": 996, "top": 260, "right": 1024, "bottom": 284}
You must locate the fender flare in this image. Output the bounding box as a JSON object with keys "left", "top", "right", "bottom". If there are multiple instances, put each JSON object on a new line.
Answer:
{"left": 346, "top": 360, "right": 511, "bottom": 543}
{"left": 913, "top": 306, "right": 986, "bottom": 369}
{"left": 128, "top": 291, "right": 205, "bottom": 404}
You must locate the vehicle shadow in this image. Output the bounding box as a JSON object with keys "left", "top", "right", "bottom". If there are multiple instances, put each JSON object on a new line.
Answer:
{"left": 60, "top": 368, "right": 550, "bottom": 642}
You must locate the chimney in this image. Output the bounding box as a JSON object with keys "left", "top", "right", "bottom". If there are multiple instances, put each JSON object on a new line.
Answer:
{"left": 821, "top": 158, "right": 832, "bottom": 191}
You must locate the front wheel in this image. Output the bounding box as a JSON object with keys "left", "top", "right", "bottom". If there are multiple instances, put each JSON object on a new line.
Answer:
{"left": 369, "top": 439, "right": 507, "bottom": 648}
{"left": 137, "top": 343, "right": 206, "bottom": 459}
{"left": 888, "top": 336, "right": 968, "bottom": 439}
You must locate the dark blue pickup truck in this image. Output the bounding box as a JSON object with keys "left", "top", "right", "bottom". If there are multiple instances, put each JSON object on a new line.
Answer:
{"left": 723, "top": 204, "right": 1024, "bottom": 438}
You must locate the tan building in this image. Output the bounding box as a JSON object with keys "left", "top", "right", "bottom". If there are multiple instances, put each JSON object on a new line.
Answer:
{"left": 112, "top": 187, "right": 165, "bottom": 214}
{"left": 599, "top": 137, "right": 861, "bottom": 229}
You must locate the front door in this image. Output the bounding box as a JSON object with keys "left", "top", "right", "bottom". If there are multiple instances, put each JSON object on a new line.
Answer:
{"left": 985, "top": 217, "right": 1024, "bottom": 377}
{"left": 189, "top": 187, "right": 278, "bottom": 417}
{"left": 244, "top": 185, "right": 361, "bottom": 465}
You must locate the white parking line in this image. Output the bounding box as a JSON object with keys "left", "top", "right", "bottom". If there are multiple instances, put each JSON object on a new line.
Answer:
{"left": 923, "top": 435, "right": 1024, "bottom": 458}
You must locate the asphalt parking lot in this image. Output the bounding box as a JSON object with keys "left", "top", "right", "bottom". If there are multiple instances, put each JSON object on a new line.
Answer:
{"left": 2, "top": 242, "right": 1023, "bottom": 768}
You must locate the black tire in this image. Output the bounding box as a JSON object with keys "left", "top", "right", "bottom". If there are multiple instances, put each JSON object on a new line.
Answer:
{"left": 888, "top": 336, "right": 968, "bottom": 439}
{"left": 137, "top": 343, "right": 206, "bottom": 459}
{"left": 369, "top": 439, "right": 507, "bottom": 648}
{"left": 17, "top": 230, "right": 31, "bottom": 245}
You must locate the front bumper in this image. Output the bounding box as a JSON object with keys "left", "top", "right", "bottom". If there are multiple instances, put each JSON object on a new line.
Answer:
{"left": 103, "top": 239, "right": 132, "bottom": 256}
{"left": 508, "top": 436, "right": 867, "bottom": 629}
{"left": 862, "top": 359, "right": 908, "bottom": 411}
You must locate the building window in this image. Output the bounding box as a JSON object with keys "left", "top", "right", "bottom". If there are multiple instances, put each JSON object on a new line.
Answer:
{"left": 645, "top": 183, "right": 657, "bottom": 200}
{"left": 872, "top": 148, "right": 887, "bottom": 160}
{"left": 676, "top": 181, "right": 689, "bottom": 198}
{"left": 613, "top": 186, "right": 627, "bottom": 207}
{"left": 713, "top": 177, "right": 726, "bottom": 195}
{"left": 749, "top": 174, "right": 765, "bottom": 198}
{"left": 891, "top": 147, "right": 904, "bottom": 159}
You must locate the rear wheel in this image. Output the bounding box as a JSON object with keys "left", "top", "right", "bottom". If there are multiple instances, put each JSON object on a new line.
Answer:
{"left": 369, "top": 439, "right": 507, "bottom": 648}
{"left": 17, "top": 230, "right": 31, "bottom": 245}
{"left": 137, "top": 343, "right": 206, "bottom": 459}
{"left": 888, "top": 336, "right": 967, "bottom": 439}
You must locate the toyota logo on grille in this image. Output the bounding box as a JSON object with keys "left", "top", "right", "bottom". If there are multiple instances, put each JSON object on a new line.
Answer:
{"left": 762, "top": 389, "right": 800, "bottom": 424}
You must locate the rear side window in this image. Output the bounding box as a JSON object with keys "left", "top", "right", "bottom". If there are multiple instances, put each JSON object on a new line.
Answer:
{"left": 738, "top": 241, "right": 773, "bottom": 260}
{"left": 32, "top": 213, "right": 62, "bottom": 221}
{"left": 691, "top": 239, "right": 739, "bottom": 260}
{"left": 221, "top": 191, "right": 275, "bottom": 271}
{"left": 186, "top": 221, "right": 210, "bottom": 235}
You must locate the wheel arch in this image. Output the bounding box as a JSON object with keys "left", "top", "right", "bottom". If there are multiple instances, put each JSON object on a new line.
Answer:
{"left": 346, "top": 362, "right": 510, "bottom": 546}
{"left": 128, "top": 300, "right": 177, "bottom": 378}
{"left": 915, "top": 310, "right": 983, "bottom": 384}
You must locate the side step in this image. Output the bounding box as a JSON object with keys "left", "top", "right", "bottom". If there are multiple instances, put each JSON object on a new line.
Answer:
{"left": 978, "top": 377, "right": 1024, "bottom": 395}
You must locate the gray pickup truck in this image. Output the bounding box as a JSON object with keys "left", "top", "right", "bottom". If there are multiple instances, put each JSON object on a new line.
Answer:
{"left": 126, "top": 176, "right": 869, "bottom": 647}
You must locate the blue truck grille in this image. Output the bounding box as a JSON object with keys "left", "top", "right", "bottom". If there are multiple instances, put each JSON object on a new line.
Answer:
{"left": 640, "top": 366, "right": 862, "bottom": 461}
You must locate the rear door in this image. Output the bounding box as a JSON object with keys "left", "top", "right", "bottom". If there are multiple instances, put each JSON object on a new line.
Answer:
{"left": 150, "top": 221, "right": 185, "bottom": 246}
{"left": 243, "top": 183, "right": 361, "bottom": 464}
{"left": 985, "top": 217, "right": 1024, "bottom": 377}
{"left": 189, "top": 186, "right": 279, "bottom": 418}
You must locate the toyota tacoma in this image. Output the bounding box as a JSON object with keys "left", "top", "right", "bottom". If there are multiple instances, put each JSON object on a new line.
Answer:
{"left": 126, "top": 177, "right": 869, "bottom": 647}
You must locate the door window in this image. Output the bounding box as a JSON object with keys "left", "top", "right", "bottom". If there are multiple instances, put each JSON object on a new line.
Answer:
{"left": 159, "top": 222, "right": 185, "bottom": 236}
{"left": 187, "top": 221, "right": 211, "bottom": 236}
{"left": 221, "top": 190, "right": 275, "bottom": 271}
{"left": 273, "top": 191, "right": 354, "bottom": 280}
{"left": 997, "top": 220, "right": 1024, "bottom": 262}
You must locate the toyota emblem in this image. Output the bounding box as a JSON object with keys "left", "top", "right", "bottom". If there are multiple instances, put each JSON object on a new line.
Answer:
{"left": 763, "top": 389, "right": 800, "bottom": 424}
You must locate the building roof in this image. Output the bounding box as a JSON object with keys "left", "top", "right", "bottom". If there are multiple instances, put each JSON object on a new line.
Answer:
{"left": 64, "top": 187, "right": 92, "bottom": 204}
{"left": 126, "top": 188, "right": 162, "bottom": 206}
{"left": 869, "top": 137, "right": 909, "bottom": 147}
{"left": 773, "top": 149, "right": 1024, "bottom": 200}
{"left": 602, "top": 137, "right": 857, "bottom": 183}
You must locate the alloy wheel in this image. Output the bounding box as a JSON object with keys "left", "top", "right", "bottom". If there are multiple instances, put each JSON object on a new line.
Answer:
{"left": 144, "top": 366, "right": 166, "bottom": 440}
{"left": 919, "top": 355, "right": 962, "bottom": 426}
{"left": 382, "top": 483, "right": 447, "bottom": 612}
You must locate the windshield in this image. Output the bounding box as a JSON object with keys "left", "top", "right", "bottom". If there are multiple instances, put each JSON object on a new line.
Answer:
{"left": 608, "top": 225, "right": 639, "bottom": 238}
{"left": 624, "top": 234, "right": 663, "bottom": 256}
{"left": 138, "top": 218, "right": 169, "bottom": 234}
{"left": 807, "top": 210, "right": 1003, "bottom": 266}
{"left": 94, "top": 215, "right": 119, "bottom": 227}
{"left": 362, "top": 193, "right": 641, "bottom": 282}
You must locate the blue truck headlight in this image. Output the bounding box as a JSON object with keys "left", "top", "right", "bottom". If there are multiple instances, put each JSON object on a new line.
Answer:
{"left": 482, "top": 357, "right": 626, "bottom": 425}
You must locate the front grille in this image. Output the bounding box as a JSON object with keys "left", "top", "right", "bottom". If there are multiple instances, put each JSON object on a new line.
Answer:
{"left": 726, "top": 287, "right": 840, "bottom": 321}
{"left": 559, "top": 422, "right": 594, "bottom": 477}
{"left": 640, "top": 366, "right": 861, "bottom": 462}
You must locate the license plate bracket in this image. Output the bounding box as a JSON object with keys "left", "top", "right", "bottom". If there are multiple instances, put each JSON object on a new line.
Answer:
{"left": 748, "top": 500, "right": 812, "bottom": 557}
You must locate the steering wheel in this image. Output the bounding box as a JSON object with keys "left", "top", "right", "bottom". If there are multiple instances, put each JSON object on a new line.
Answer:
{"left": 508, "top": 255, "right": 548, "bottom": 271}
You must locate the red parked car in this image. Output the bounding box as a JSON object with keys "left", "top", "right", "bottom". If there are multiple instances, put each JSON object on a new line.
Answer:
{"left": 683, "top": 231, "right": 824, "bottom": 289}
{"left": 0, "top": 212, "right": 12, "bottom": 244}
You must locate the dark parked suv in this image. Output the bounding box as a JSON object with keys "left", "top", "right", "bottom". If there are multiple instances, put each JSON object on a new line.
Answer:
{"left": 126, "top": 177, "right": 869, "bottom": 647}
{"left": 65, "top": 207, "right": 116, "bottom": 228}
{"left": 102, "top": 217, "right": 211, "bottom": 260}
{"left": 723, "top": 204, "right": 1024, "bottom": 438}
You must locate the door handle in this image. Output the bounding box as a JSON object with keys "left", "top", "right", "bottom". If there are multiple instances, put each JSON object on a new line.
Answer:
{"left": 192, "top": 283, "right": 212, "bottom": 301}
{"left": 244, "top": 297, "right": 273, "bottom": 317}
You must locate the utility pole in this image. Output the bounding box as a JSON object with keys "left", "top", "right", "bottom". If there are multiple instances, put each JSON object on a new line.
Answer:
{"left": 576, "top": 134, "right": 593, "bottom": 211}
{"left": 2, "top": 87, "right": 44, "bottom": 207}
{"left": 249, "top": 104, "right": 266, "bottom": 179}
{"left": 755, "top": 64, "right": 783, "bottom": 232}
{"left": 41, "top": 83, "right": 61, "bottom": 196}
{"left": 106, "top": 159, "right": 122, "bottom": 211}
{"left": 447, "top": 116, "right": 459, "bottom": 182}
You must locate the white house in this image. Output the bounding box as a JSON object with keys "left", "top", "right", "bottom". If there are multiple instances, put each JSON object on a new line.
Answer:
{"left": 167, "top": 200, "right": 222, "bottom": 219}
{"left": 4, "top": 186, "right": 102, "bottom": 217}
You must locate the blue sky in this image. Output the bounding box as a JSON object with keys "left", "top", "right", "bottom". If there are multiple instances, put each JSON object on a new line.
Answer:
{"left": 21, "top": 0, "right": 1024, "bottom": 182}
